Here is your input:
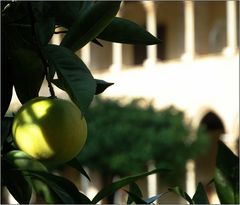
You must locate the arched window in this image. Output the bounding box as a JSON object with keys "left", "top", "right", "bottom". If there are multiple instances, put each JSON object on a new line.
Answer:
{"left": 200, "top": 111, "right": 225, "bottom": 133}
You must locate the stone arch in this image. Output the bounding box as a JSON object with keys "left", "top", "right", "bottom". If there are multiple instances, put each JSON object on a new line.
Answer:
{"left": 200, "top": 111, "right": 225, "bottom": 133}
{"left": 191, "top": 106, "right": 226, "bottom": 132}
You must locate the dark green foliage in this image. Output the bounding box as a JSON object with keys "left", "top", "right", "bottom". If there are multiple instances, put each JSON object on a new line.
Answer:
{"left": 169, "top": 183, "right": 209, "bottom": 204}
{"left": 95, "top": 79, "right": 114, "bottom": 95}
{"left": 61, "top": 1, "right": 121, "bottom": 51}
{"left": 25, "top": 171, "right": 92, "bottom": 204}
{"left": 1, "top": 117, "right": 14, "bottom": 147}
{"left": 67, "top": 158, "right": 91, "bottom": 181}
{"left": 2, "top": 160, "right": 32, "bottom": 204}
{"left": 127, "top": 182, "right": 143, "bottom": 204}
{"left": 1, "top": 1, "right": 165, "bottom": 203}
{"left": 10, "top": 48, "right": 45, "bottom": 104}
{"left": 45, "top": 44, "right": 96, "bottom": 113}
{"left": 92, "top": 168, "right": 169, "bottom": 204}
{"left": 1, "top": 29, "right": 13, "bottom": 118}
{"left": 168, "top": 186, "right": 194, "bottom": 204}
{"left": 125, "top": 191, "right": 147, "bottom": 204}
{"left": 214, "top": 140, "right": 239, "bottom": 204}
{"left": 79, "top": 98, "right": 209, "bottom": 183}
{"left": 98, "top": 17, "right": 161, "bottom": 45}
{"left": 126, "top": 182, "right": 164, "bottom": 204}
{"left": 168, "top": 141, "right": 239, "bottom": 204}
{"left": 1, "top": 0, "right": 159, "bottom": 115}
{"left": 192, "top": 183, "right": 209, "bottom": 204}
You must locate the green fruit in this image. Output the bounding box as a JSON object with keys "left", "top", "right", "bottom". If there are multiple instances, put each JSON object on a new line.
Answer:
{"left": 5, "top": 150, "right": 48, "bottom": 172}
{"left": 5, "top": 150, "right": 60, "bottom": 203}
{"left": 12, "top": 97, "right": 87, "bottom": 165}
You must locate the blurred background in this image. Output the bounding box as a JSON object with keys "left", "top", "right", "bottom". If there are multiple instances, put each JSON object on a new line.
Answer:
{"left": 7, "top": 1, "right": 239, "bottom": 204}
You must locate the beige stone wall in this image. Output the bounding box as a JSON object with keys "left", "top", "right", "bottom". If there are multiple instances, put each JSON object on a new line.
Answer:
{"left": 195, "top": 1, "right": 226, "bottom": 54}
{"left": 90, "top": 40, "right": 112, "bottom": 70}
{"left": 93, "top": 54, "right": 239, "bottom": 142}
{"left": 121, "top": 2, "right": 146, "bottom": 66}
{"left": 156, "top": 1, "right": 184, "bottom": 60}
{"left": 79, "top": 2, "right": 237, "bottom": 68}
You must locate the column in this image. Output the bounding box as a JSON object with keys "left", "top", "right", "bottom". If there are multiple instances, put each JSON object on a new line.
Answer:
{"left": 185, "top": 160, "right": 196, "bottom": 197}
{"left": 147, "top": 161, "right": 157, "bottom": 198}
{"left": 110, "top": 8, "right": 123, "bottom": 72}
{"left": 223, "top": 1, "right": 237, "bottom": 56}
{"left": 143, "top": 1, "right": 158, "bottom": 68}
{"left": 81, "top": 43, "right": 91, "bottom": 68}
{"left": 110, "top": 43, "right": 122, "bottom": 72}
{"left": 181, "top": 0, "right": 195, "bottom": 61}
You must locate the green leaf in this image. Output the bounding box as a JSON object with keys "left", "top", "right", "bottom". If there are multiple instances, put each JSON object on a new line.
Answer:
{"left": 214, "top": 140, "right": 239, "bottom": 204}
{"left": 125, "top": 190, "right": 146, "bottom": 204}
{"left": 4, "top": 22, "right": 39, "bottom": 106}
{"left": 127, "top": 182, "right": 143, "bottom": 204}
{"left": 26, "top": 171, "right": 92, "bottom": 204}
{"left": 2, "top": 160, "right": 32, "bottom": 204}
{"left": 35, "top": 17, "right": 55, "bottom": 45}
{"left": 28, "top": 3, "right": 55, "bottom": 45}
{"left": 126, "top": 191, "right": 164, "bottom": 204}
{"left": 92, "top": 168, "right": 169, "bottom": 204}
{"left": 10, "top": 48, "right": 45, "bottom": 104}
{"left": 1, "top": 30, "right": 13, "bottom": 119}
{"left": 45, "top": 44, "right": 96, "bottom": 113}
{"left": 168, "top": 186, "right": 194, "bottom": 204}
{"left": 1, "top": 117, "right": 14, "bottom": 146}
{"left": 51, "top": 78, "right": 66, "bottom": 91}
{"left": 1, "top": 1, "right": 11, "bottom": 13}
{"left": 5, "top": 150, "right": 63, "bottom": 203}
{"left": 61, "top": 1, "right": 121, "bottom": 51}
{"left": 2, "top": 2, "right": 28, "bottom": 24}
{"left": 92, "top": 38, "right": 103, "bottom": 47}
{"left": 31, "top": 179, "right": 61, "bottom": 204}
{"left": 4, "top": 150, "right": 59, "bottom": 203}
{"left": 6, "top": 21, "right": 35, "bottom": 51}
{"left": 30, "top": 2, "right": 52, "bottom": 20}
{"left": 51, "top": 2, "right": 83, "bottom": 28}
{"left": 214, "top": 168, "right": 235, "bottom": 204}
{"left": 192, "top": 183, "right": 209, "bottom": 204}
{"left": 145, "top": 193, "right": 165, "bottom": 204}
{"left": 95, "top": 79, "right": 114, "bottom": 95}
{"left": 4, "top": 150, "right": 48, "bottom": 172}
{"left": 79, "top": 1, "right": 93, "bottom": 14}
{"left": 98, "top": 17, "right": 161, "bottom": 45}
{"left": 1, "top": 61, "right": 13, "bottom": 119}
{"left": 67, "top": 158, "right": 91, "bottom": 181}
{"left": 31, "top": 2, "right": 82, "bottom": 28}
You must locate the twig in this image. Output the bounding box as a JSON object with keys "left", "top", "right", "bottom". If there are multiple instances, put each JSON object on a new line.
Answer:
{"left": 27, "top": 2, "right": 56, "bottom": 98}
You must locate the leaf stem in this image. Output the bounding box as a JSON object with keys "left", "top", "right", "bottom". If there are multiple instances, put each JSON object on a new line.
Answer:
{"left": 27, "top": 2, "right": 56, "bottom": 98}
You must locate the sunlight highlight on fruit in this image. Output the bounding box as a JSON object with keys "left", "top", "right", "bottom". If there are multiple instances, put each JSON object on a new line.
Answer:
{"left": 31, "top": 100, "right": 51, "bottom": 119}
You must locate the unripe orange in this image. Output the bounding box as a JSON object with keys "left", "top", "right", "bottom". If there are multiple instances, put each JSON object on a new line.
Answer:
{"left": 12, "top": 97, "right": 87, "bottom": 165}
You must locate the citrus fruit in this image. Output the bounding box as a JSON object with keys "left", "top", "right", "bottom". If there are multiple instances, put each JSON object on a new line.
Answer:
{"left": 12, "top": 97, "right": 87, "bottom": 165}
{"left": 5, "top": 150, "right": 48, "bottom": 172}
